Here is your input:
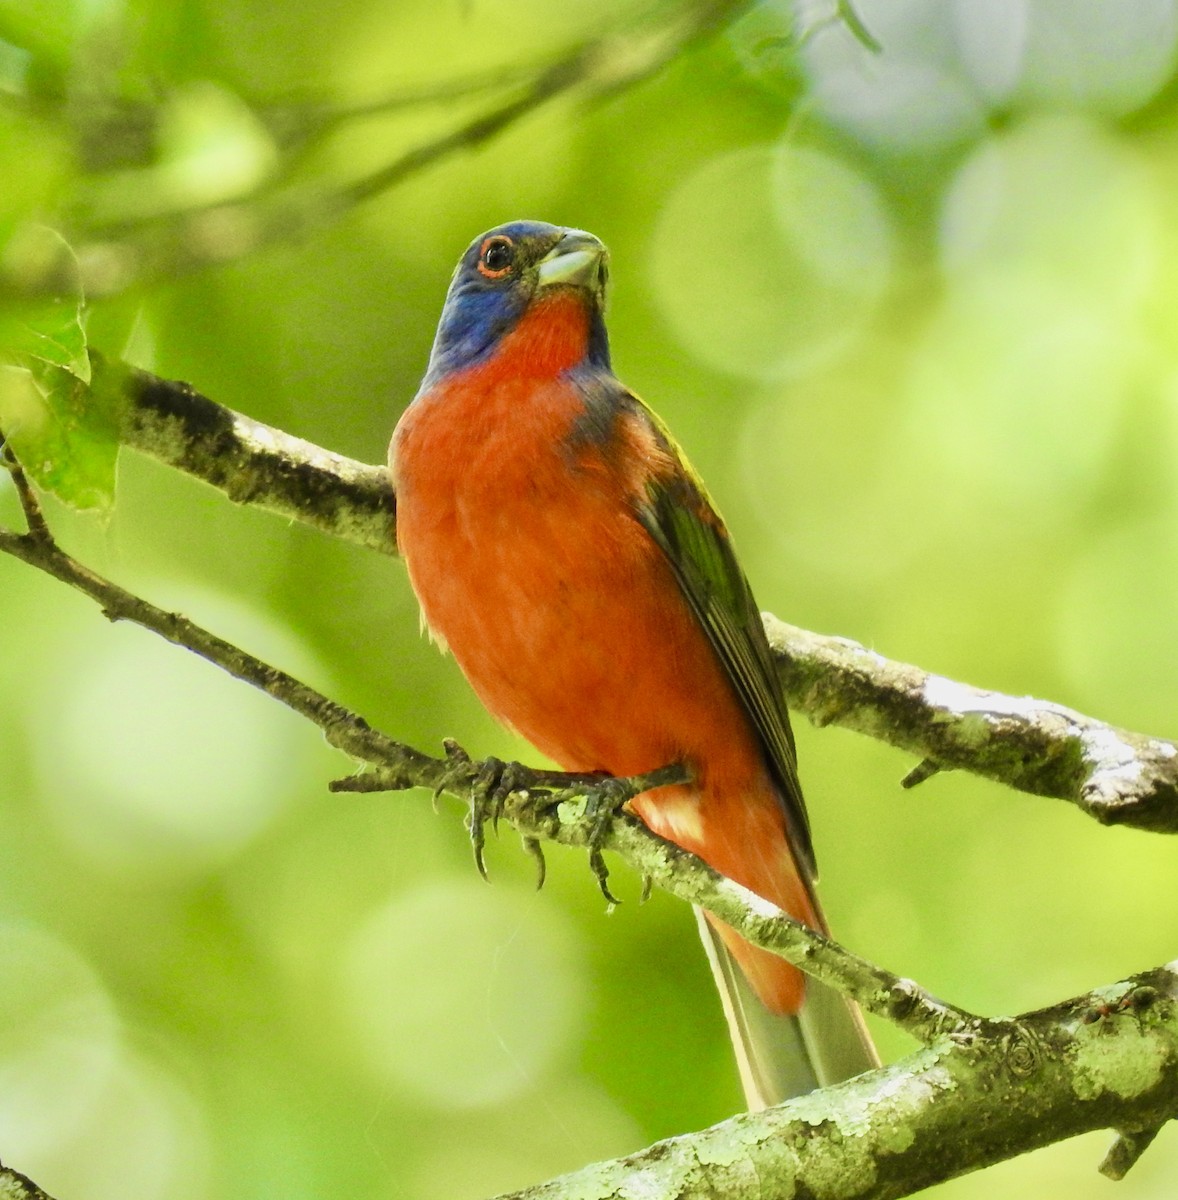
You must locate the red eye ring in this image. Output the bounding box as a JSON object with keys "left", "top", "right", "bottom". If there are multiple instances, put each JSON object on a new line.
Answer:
{"left": 477, "top": 235, "right": 515, "bottom": 279}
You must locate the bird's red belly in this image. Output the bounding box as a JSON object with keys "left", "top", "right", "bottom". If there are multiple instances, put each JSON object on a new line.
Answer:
{"left": 400, "top": 444, "right": 704, "bottom": 776}
{"left": 392, "top": 377, "right": 813, "bottom": 1012}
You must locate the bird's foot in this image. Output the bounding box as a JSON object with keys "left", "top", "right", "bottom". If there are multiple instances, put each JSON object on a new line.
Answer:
{"left": 465, "top": 754, "right": 532, "bottom": 882}
{"left": 509, "top": 771, "right": 631, "bottom": 904}
{"left": 432, "top": 738, "right": 474, "bottom": 812}
{"left": 440, "top": 746, "right": 657, "bottom": 903}
{"left": 581, "top": 775, "right": 631, "bottom": 906}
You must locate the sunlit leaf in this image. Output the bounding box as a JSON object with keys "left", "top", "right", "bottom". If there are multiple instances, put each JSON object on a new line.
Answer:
{"left": 6, "top": 296, "right": 91, "bottom": 382}
{"left": 0, "top": 226, "right": 123, "bottom": 510}
{"left": 0, "top": 361, "right": 118, "bottom": 511}
{"left": 1, "top": 225, "right": 88, "bottom": 372}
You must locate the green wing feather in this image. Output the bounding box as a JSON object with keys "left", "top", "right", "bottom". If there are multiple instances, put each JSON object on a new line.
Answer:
{"left": 625, "top": 394, "right": 816, "bottom": 879}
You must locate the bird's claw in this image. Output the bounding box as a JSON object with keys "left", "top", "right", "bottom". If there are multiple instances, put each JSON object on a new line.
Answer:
{"left": 521, "top": 835, "right": 547, "bottom": 890}
{"left": 431, "top": 738, "right": 473, "bottom": 812}
{"left": 466, "top": 756, "right": 529, "bottom": 880}
{"left": 582, "top": 776, "right": 631, "bottom": 906}
{"left": 445, "top": 750, "right": 636, "bottom": 901}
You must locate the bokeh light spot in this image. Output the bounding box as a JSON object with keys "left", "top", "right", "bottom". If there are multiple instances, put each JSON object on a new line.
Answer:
{"left": 798, "top": 0, "right": 987, "bottom": 152}
{"left": 889, "top": 115, "right": 1163, "bottom": 525}
{"left": 339, "top": 877, "right": 584, "bottom": 1108}
{"left": 34, "top": 1051, "right": 211, "bottom": 1200}
{"left": 407, "top": 1081, "right": 642, "bottom": 1200}
{"left": 903, "top": 280, "right": 1136, "bottom": 513}
{"left": 1013, "top": 0, "right": 1178, "bottom": 116}
{"left": 951, "top": 0, "right": 1029, "bottom": 103}
{"left": 809, "top": 59, "right": 984, "bottom": 153}
{"left": 650, "top": 143, "right": 892, "bottom": 380}
{"left": 0, "top": 924, "right": 120, "bottom": 1163}
{"left": 31, "top": 586, "right": 324, "bottom": 878}
{"left": 939, "top": 115, "right": 1160, "bottom": 310}
{"left": 160, "top": 81, "right": 277, "bottom": 204}
{"left": 737, "top": 362, "right": 941, "bottom": 583}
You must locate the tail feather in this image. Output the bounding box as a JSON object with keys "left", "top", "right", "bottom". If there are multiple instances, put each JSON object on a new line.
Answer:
{"left": 694, "top": 907, "right": 879, "bottom": 1110}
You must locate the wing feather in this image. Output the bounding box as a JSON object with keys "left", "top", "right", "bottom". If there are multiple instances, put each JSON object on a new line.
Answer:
{"left": 622, "top": 392, "right": 816, "bottom": 878}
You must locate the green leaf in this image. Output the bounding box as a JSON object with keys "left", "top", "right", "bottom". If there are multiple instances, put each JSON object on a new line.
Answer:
{"left": 6, "top": 297, "right": 91, "bottom": 382}
{"left": 0, "top": 226, "right": 120, "bottom": 511}
{"left": 1, "top": 228, "right": 90, "bottom": 381}
{"left": 0, "top": 361, "right": 119, "bottom": 511}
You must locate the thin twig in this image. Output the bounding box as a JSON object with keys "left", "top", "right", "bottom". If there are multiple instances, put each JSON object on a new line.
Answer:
{"left": 1100, "top": 1125, "right": 1163, "bottom": 1180}
{"left": 0, "top": 511, "right": 420, "bottom": 776}
{"left": 258, "top": 59, "right": 548, "bottom": 152}
{"left": 835, "top": 0, "right": 882, "bottom": 52}
{"left": 1, "top": 433, "right": 52, "bottom": 542}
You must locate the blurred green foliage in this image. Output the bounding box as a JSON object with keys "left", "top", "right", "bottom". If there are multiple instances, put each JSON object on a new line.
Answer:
{"left": 3, "top": 1, "right": 1178, "bottom": 1198}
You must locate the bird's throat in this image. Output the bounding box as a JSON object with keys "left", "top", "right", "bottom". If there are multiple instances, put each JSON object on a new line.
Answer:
{"left": 472, "top": 289, "right": 593, "bottom": 382}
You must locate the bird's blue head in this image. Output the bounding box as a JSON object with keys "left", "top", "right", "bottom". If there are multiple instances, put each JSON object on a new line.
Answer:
{"left": 423, "top": 220, "right": 611, "bottom": 385}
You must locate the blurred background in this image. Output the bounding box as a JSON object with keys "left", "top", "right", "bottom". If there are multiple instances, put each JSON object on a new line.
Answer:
{"left": 3, "top": 0, "right": 1178, "bottom": 1196}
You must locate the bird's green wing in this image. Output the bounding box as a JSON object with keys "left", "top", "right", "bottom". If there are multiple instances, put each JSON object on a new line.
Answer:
{"left": 625, "top": 394, "right": 816, "bottom": 878}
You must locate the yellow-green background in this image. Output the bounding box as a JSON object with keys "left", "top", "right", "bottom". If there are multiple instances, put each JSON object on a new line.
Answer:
{"left": 2, "top": 0, "right": 1178, "bottom": 1197}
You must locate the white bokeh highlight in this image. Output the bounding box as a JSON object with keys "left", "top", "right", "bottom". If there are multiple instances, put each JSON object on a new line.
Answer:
{"left": 1007, "top": 0, "right": 1178, "bottom": 116}
{"left": 951, "top": 0, "right": 1029, "bottom": 102}
{"left": 36, "top": 1050, "right": 211, "bottom": 1200}
{"left": 796, "top": 0, "right": 987, "bottom": 151}
{"left": 793, "top": 0, "right": 1178, "bottom": 152}
{"left": 890, "top": 114, "right": 1161, "bottom": 517}
{"left": 939, "top": 115, "right": 1160, "bottom": 309}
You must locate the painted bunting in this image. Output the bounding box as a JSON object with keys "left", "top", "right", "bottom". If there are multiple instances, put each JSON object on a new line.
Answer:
{"left": 390, "top": 221, "right": 877, "bottom": 1107}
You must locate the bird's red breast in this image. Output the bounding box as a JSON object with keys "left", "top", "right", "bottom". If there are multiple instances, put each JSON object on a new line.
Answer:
{"left": 393, "top": 287, "right": 816, "bottom": 1013}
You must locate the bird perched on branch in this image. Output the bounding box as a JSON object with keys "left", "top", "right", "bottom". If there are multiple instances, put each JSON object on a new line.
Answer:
{"left": 390, "top": 220, "right": 876, "bottom": 1107}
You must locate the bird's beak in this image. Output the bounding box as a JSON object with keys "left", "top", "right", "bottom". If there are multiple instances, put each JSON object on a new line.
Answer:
{"left": 536, "top": 229, "right": 609, "bottom": 297}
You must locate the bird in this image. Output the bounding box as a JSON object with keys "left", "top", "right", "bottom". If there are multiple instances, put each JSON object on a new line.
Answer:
{"left": 389, "top": 220, "right": 877, "bottom": 1108}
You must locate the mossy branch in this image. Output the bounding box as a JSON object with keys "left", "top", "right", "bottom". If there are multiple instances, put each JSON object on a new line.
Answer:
{"left": 487, "top": 963, "right": 1178, "bottom": 1200}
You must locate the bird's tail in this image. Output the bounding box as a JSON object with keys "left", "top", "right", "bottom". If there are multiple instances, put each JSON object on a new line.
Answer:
{"left": 694, "top": 905, "right": 878, "bottom": 1109}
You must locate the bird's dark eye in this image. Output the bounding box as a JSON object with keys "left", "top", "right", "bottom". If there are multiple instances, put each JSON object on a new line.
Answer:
{"left": 478, "top": 236, "right": 515, "bottom": 279}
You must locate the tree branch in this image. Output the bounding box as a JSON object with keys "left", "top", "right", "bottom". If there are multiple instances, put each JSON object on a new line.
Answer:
{"left": 94, "top": 354, "right": 395, "bottom": 553}
{"left": 5, "top": 381, "right": 1178, "bottom": 1195}
{"left": 763, "top": 618, "right": 1178, "bottom": 833}
{"left": 0, "top": 436, "right": 1144, "bottom": 1082}
{"left": 1, "top": 432, "right": 963, "bottom": 1046}
{"left": 506, "top": 791, "right": 978, "bottom": 1043}
{"left": 92, "top": 357, "right": 1178, "bottom": 834}
{"left": 0, "top": 1163, "right": 59, "bottom": 1200}
{"left": 487, "top": 963, "right": 1178, "bottom": 1200}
